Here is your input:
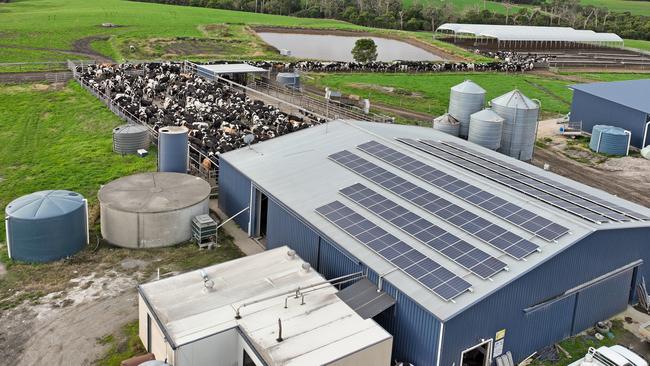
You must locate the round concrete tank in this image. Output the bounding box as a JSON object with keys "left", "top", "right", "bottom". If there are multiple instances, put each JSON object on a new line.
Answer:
{"left": 491, "top": 90, "right": 540, "bottom": 161}
{"left": 589, "top": 125, "right": 630, "bottom": 156}
{"left": 113, "top": 124, "right": 150, "bottom": 155}
{"left": 433, "top": 113, "right": 460, "bottom": 137}
{"left": 5, "top": 190, "right": 88, "bottom": 263}
{"left": 448, "top": 80, "right": 486, "bottom": 138}
{"left": 98, "top": 172, "right": 211, "bottom": 248}
{"left": 468, "top": 109, "right": 504, "bottom": 150}
{"left": 158, "top": 126, "right": 189, "bottom": 173}
{"left": 276, "top": 72, "right": 300, "bottom": 89}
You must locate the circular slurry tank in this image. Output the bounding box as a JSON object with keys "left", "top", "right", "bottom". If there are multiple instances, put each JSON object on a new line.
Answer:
{"left": 5, "top": 190, "right": 88, "bottom": 263}
{"left": 98, "top": 172, "right": 211, "bottom": 248}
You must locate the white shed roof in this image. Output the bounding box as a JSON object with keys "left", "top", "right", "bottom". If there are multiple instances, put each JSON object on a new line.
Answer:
{"left": 139, "top": 246, "right": 391, "bottom": 365}
{"left": 196, "top": 63, "right": 268, "bottom": 75}
{"left": 437, "top": 23, "right": 623, "bottom": 43}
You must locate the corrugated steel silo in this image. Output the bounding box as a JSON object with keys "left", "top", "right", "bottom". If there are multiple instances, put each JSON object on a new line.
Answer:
{"left": 5, "top": 190, "right": 88, "bottom": 263}
{"left": 98, "top": 172, "right": 211, "bottom": 248}
{"left": 491, "top": 90, "right": 540, "bottom": 161}
{"left": 276, "top": 72, "right": 300, "bottom": 89}
{"left": 448, "top": 80, "right": 486, "bottom": 138}
{"left": 468, "top": 109, "right": 504, "bottom": 150}
{"left": 432, "top": 113, "right": 460, "bottom": 137}
{"left": 113, "top": 124, "right": 150, "bottom": 155}
{"left": 158, "top": 126, "right": 189, "bottom": 173}
{"left": 589, "top": 125, "right": 629, "bottom": 156}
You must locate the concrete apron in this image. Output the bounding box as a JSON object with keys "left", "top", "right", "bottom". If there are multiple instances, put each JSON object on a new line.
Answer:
{"left": 209, "top": 199, "right": 264, "bottom": 256}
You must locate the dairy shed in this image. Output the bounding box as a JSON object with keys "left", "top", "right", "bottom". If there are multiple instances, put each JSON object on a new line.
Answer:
{"left": 216, "top": 120, "right": 650, "bottom": 366}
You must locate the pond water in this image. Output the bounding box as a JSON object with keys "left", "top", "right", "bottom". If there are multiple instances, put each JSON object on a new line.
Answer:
{"left": 257, "top": 32, "right": 444, "bottom": 62}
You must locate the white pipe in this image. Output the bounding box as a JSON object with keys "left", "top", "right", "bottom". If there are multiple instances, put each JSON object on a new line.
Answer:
{"left": 596, "top": 130, "right": 603, "bottom": 153}
{"left": 217, "top": 206, "right": 249, "bottom": 230}
{"left": 642, "top": 121, "right": 650, "bottom": 148}
{"left": 625, "top": 130, "right": 632, "bottom": 156}
{"left": 5, "top": 216, "right": 11, "bottom": 259}
{"left": 435, "top": 322, "right": 445, "bottom": 366}
{"left": 248, "top": 181, "right": 254, "bottom": 236}
{"left": 377, "top": 267, "right": 399, "bottom": 292}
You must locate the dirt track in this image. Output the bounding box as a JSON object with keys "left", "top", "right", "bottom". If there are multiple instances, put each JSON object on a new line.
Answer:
{"left": 0, "top": 35, "right": 113, "bottom": 63}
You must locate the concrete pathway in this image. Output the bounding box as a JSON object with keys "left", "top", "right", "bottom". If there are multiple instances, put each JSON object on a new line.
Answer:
{"left": 209, "top": 199, "right": 264, "bottom": 256}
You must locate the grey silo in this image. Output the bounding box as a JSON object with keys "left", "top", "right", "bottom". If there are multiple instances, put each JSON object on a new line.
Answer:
{"left": 448, "top": 80, "right": 486, "bottom": 138}
{"left": 432, "top": 113, "right": 460, "bottom": 137}
{"left": 468, "top": 109, "right": 504, "bottom": 150}
{"left": 276, "top": 72, "right": 301, "bottom": 89}
{"left": 113, "top": 124, "right": 150, "bottom": 155}
{"left": 98, "top": 172, "right": 211, "bottom": 248}
{"left": 5, "top": 190, "right": 88, "bottom": 263}
{"left": 589, "top": 125, "right": 630, "bottom": 156}
{"left": 158, "top": 126, "right": 189, "bottom": 173}
{"left": 491, "top": 90, "right": 540, "bottom": 161}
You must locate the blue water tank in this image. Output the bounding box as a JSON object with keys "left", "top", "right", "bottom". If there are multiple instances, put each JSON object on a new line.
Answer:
{"left": 5, "top": 190, "right": 88, "bottom": 263}
{"left": 158, "top": 126, "right": 189, "bottom": 173}
{"left": 589, "top": 125, "right": 629, "bottom": 156}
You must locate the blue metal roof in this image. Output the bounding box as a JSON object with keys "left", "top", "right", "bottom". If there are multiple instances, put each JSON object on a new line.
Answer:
{"left": 5, "top": 190, "right": 85, "bottom": 220}
{"left": 571, "top": 79, "right": 650, "bottom": 114}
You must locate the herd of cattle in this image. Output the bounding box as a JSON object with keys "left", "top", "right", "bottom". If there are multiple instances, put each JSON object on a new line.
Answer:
{"left": 243, "top": 56, "right": 541, "bottom": 73}
{"left": 78, "top": 62, "right": 325, "bottom": 163}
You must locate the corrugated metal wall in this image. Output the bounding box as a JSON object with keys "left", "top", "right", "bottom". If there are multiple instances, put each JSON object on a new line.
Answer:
{"left": 440, "top": 227, "right": 650, "bottom": 366}
{"left": 266, "top": 198, "right": 320, "bottom": 267}
{"left": 571, "top": 90, "right": 647, "bottom": 148}
{"left": 217, "top": 158, "right": 251, "bottom": 230}
{"left": 318, "top": 237, "right": 362, "bottom": 280}
{"left": 366, "top": 268, "right": 443, "bottom": 366}
{"left": 572, "top": 268, "right": 634, "bottom": 333}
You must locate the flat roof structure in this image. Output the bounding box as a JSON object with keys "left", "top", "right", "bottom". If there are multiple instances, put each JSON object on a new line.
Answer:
{"left": 195, "top": 63, "right": 268, "bottom": 75}
{"left": 139, "top": 246, "right": 392, "bottom": 365}
{"left": 220, "top": 120, "right": 650, "bottom": 321}
{"left": 571, "top": 79, "right": 650, "bottom": 114}
{"left": 437, "top": 23, "right": 623, "bottom": 46}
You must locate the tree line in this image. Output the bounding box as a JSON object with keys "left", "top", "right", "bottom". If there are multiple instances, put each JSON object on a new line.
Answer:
{"left": 131, "top": 0, "right": 650, "bottom": 41}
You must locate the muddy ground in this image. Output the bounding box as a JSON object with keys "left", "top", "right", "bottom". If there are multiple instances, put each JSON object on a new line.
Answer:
{"left": 534, "top": 119, "right": 650, "bottom": 207}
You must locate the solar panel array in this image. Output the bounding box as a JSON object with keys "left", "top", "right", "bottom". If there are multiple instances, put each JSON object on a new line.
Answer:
{"left": 329, "top": 150, "right": 539, "bottom": 260}
{"left": 412, "top": 139, "right": 648, "bottom": 223}
{"left": 360, "top": 140, "right": 570, "bottom": 242}
{"left": 340, "top": 183, "right": 507, "bottom": 279}
{"left": 315, "top": 200, "right": 472, "bottom": 301}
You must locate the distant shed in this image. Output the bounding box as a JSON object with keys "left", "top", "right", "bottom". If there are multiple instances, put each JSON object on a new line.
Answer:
{"left": 570, "top": 79, "right": 650, "bottom": 148}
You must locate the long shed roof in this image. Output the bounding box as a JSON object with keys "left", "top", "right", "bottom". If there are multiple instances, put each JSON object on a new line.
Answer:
{"left": 221, "top": 120, "right": 650, "bottom": 321}
{"left": 571, "top": 79, "right": 650, "bottom": 114}
{"left": 437, "top": 23, "right": 623, "bottom": 44}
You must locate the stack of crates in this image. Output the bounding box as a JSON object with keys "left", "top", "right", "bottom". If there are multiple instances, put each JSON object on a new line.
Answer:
{"left": 191, "top": 214, "right": 218, "bottom": 249}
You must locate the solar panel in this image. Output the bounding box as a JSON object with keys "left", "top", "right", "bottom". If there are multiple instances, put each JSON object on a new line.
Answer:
{"left": 358, "top": 140, "right": 569, "bottom": 242}
{"left": 315, "top": 200, "right": 472, "bottom": 301}
{"left": 404, "top": 139, "right": 648, "bottom": 224}
{"left": 340, "top": 183, "right": 507, "bottom": 279}
{"left": 329, "top": 150, "right": 539, "bottom": 260}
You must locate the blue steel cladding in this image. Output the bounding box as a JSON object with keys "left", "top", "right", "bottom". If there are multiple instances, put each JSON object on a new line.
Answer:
{"left": 571, "top": 89, "right": 648, "bottom": 148}
{"left": 440, "top": 227, "right": 650, "bottom": 366}
{"left": 218, "top": 159, "right": 251, "bottom": 230}
{"left": 266, "top": 199, "right": 320, "bottom": 267}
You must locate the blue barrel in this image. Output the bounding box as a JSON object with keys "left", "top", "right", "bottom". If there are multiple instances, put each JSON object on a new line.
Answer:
{"left": 5, "top": 190, "right": 88, "bottom": 263}
{"left": 589, "top": 125, "right": 629, "bottom": 156}
{"left": 158, "top": 126, "right": 189, "bottom": 173}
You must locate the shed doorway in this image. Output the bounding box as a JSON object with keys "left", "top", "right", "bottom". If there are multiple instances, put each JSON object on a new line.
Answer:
{"left": 460, "top": 339, "right": 492, "bottom": 366}
{"left": 254, "top": 189, "right": 268, "bottom": 241}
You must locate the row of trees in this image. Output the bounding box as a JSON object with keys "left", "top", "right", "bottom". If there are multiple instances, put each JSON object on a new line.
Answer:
{"left": 133, "top": 0, "right": 650, "bottom": 41}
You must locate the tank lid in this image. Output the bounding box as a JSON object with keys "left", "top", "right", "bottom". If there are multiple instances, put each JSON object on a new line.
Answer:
{"left": 433, "top": 113, "right": 459, "bottom": 124}
{"left": 5, "top": 190, "right": 85, "bottom": 220}
{"left": 98, "top": 172, "right": 211, "bottom": 213}
{"left": 471, "top": 108, "right": 504, "bottom": 123}
{"left": 113, "top": 124, "right": 149, "bottom": 134}
{"left": 159, "top": 126, "right": 188, "bottom": 135}
{"left": 451, "top": 80, "right": 486, "bottom": 94}
{"left": 491, "top": 89, "right": 538, "bottom": 110}
{"left": 594, "top": 125, "right": 628, "bottom": 136}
